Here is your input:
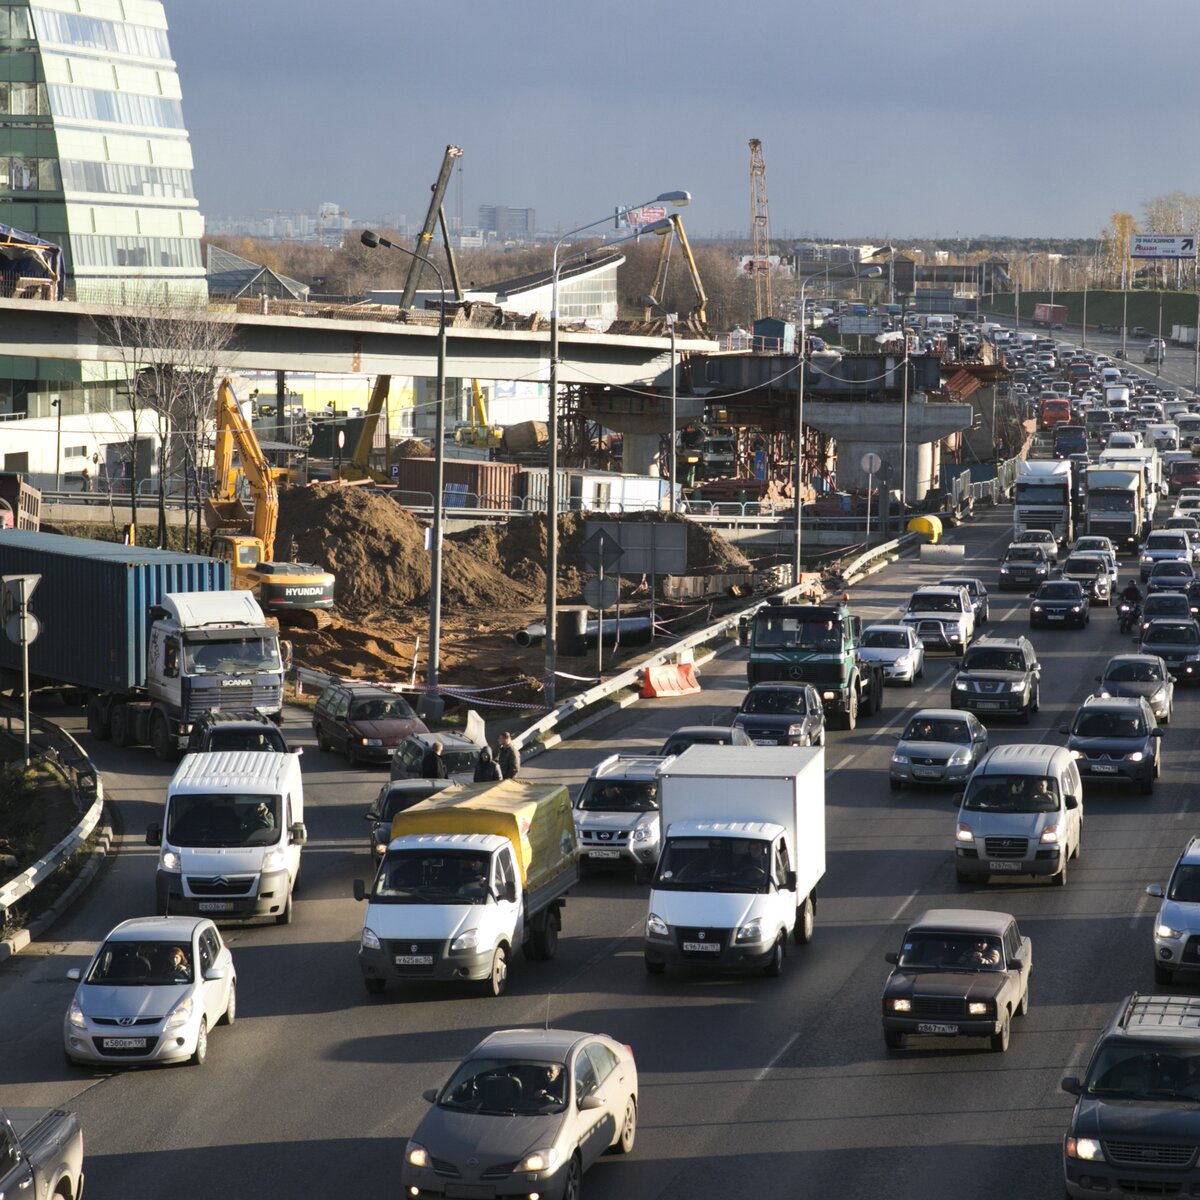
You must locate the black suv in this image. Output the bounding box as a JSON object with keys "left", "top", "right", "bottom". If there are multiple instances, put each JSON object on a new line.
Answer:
{"left": 998, "top": 545, "right": 1051, "bottom": 590}
{"left": 1030, "top": 580, "right": 1090, "bottom": 629}
{"left": 186, "top": 710, "right": 293, "bottom": 755}
{"left": 950, "top": 636, "right": 1040, "bottom": 723}
{"left": 1060, "top": 696, "right": 1163, "bottom": 795}
{"left": 1139, "top": 619, "right": 1200, "bottom": 684}
{"left": 1063, "top": 994, "right": 1200, "bottom": 1198}
{"left": 732, "top": 683, "right": 826, "bottom": 747}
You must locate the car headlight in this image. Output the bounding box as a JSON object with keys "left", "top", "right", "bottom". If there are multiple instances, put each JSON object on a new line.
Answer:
{"left": 1141, "top": 554, "right": 1153, "bottom": 564}
{"left": 1040, "top": 825, "right": 1060, "bottom": 844}
{"left": 632, "top": 825, "right": 656, "bottom": 843}
{"left": 891, "top": 753, "right": 909, "bottom": 765}
{"left": 164, "top": 995, "right": 194, "bottom": 1031}
{"left": 1065, "top": 1137, "right": 1105, "bottom": 1162}
{"left": 787, "top": 723, "right": 808, "bottom": 737}
{"left": 1152, "top": 687, "right": 1168, "bottom": 703}
{"left": 956, "top": 823, "right": 975, "bottom": 843}
{"left": 261, "top": 847, "right": 285, "bottom": 874}
{"left": 947, "top": 749, "right": 972, "bottom": 766}
{"left": 736, "top": 918, "right": 764, "bottom": 944}
{"left": 646, "top": 912, "right": 669, "bottom": 938}
{"left": 1032, "top": 605, "right": 1044, "bottom": 613}
{"left": 361, "top": 926, "right": 381, "bottom": 951}
{"left": 887, "top": 998, "right": 911, "bottom": 1012}
{"left": 406, "top": 1142, "right": 429, "bottom": 1168}
{"left": 160, "top": 849, "right": 180, "bottom": 873}
{"left": 1097, "top": 689, "right": 1112, "bottom": 698}
{"left": 68, "top": 998, "right": 86, "bottom": 1029}
{"left": 894, "top": 654, "right": 911, "bottom": 669}
{"left": 1035, "top": 565, "right": 1047, "bottom": 573}
{"left": 1126, "top": 750, "right": 1145, "bottom": 762}
{"left": 1008, "top": 681, "right": 1025, "bottom": 692}
{"left": 1070, "top": 606, "right": 1081, "bottom": 613}
{"left": 822, "top": 690, "right": 835, "bottom": 700}
{"left": 953, "top": 679, "right": 968, "bottom": 690}
{"left": 451, "top": 929, "right": 479, "bottom": 952}
{"left": 1000, "top": 566, "right": 1011, "bottom": 574}
{"left": 968, "top": 1001, "right": 991, "bottom": 1016}
{"left": 520, "top": 1147, "right": 561, "bottom": 1174}
{"left": 1070, "top": 749, "right": 1084, "bottom": 759}
{"left": 1157, "top": 923, "right": 1182, "bottom": 939}
{"left": 361, "top": 737, "right": 383, "bottom": 746}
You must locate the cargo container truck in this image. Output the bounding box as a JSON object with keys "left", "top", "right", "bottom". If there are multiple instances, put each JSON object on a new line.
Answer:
{"left": 1033, "top": 303, "right": 1067, "bottom": 328}
{"left": 1014, "top": 460, "right": 1073, "bottom": 543}
{"left": 1085, "top": 468, "right": 1146, "bottom": 552}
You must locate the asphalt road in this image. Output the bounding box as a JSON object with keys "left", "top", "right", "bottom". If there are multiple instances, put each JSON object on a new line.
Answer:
{"left": 2, "top": 506, "right": 1194, "bottom": 1199}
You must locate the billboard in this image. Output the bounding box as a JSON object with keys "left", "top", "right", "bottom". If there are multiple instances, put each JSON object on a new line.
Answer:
{"left": 624, "top": 205, "right": 666, "bottom": 226}
{"left": 1130, "top": 234, "right": 1197, "bottom": 260}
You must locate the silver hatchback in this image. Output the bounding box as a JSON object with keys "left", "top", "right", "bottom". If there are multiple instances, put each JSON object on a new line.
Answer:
{"left": 890, "top": 708, "right": 988, "bottom": 790}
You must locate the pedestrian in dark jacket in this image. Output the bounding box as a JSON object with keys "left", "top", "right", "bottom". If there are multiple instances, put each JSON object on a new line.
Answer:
{"left": 420, "top": 741, "right": 448, "bottom": 779}
{"left": 473, "top": 745, "right": 502, "bottom": 783}
{"left": 497, "top": 731, "right": 520, "bottom": 780}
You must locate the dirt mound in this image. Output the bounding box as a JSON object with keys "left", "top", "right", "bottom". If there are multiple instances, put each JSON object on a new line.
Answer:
{"left": 277, "top": 485, "right": 537, "bottom": 614}
{"left": 390, "top": 439, "right": 433, "bottom": 460}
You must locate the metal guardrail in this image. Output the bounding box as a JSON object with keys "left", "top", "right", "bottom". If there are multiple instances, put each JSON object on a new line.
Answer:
{"left": 0, "top": 706, "right": 105, "bottom": 918}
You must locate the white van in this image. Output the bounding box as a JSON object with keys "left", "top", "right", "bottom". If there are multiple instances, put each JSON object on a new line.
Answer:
{"left": 147, "top": 751, "right": 307, "bottom": 925}
{"left": 953, "top": 745, "right": 1082, "bottom": 886}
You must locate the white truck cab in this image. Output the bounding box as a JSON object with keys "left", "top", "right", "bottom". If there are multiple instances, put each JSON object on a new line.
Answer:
{"left": 147, "top": 750, "right": 306, "bottom": 925}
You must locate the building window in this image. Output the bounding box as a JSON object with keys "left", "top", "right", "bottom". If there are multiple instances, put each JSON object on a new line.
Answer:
{"left": 59, "top": 159, "right": 193, "bottom": 200}
{"left": 0, "top": 81, "right": 50, "bottom": 117}
{"left": 0, "top": 7, "right": 34, "bottom": 40}
{"left": 64, "top": 445, "right": 87, "bottom": 459}
{"left": 0, "top": 155, "right": 62, "bottom": 193}
{"left": 71, "top": 235, "right": 202, "bottom": 270}
{"left": 31, "top": 9, "right": 170, "bottom": 60}
{"left": 47, "top": 84, "right": 184, "bottom": 130}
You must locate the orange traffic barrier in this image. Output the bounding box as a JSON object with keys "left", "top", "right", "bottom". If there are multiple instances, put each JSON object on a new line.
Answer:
{"left": 640, "top": 663, "right": 702, "bottom": 699}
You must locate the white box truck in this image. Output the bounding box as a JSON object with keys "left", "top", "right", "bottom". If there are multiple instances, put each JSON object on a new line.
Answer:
{"left": 146, "top": 750, "right": 307, "bottom": 924}
{"left": 643, "top": 746, "right": 825, "bottom": 977}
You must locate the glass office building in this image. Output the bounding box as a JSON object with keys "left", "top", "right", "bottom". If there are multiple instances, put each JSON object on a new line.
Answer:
{"left": 0, "top": 0, "right": 205, "bottom": 305}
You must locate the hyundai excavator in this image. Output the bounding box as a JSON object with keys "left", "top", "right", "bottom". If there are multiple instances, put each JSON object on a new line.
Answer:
{"left": 205, "top": 378, "right": 335, "bottom": 629}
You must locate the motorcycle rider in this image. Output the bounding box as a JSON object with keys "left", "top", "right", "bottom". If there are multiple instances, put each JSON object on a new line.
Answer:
{"left": 1119, "top": 577, "right": 1142, "bottom": 632}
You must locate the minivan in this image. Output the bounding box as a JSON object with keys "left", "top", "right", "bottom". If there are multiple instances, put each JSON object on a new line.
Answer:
{"left": 953, "top": 745, "right": 1083, "bottom": 887}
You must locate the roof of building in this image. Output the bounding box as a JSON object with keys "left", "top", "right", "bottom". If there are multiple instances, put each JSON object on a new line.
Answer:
{"left": 207, "top": 245, "right": 308, "bottom": 301}
{"left": 468, "top": 250, "right": 624, "bottom": 301}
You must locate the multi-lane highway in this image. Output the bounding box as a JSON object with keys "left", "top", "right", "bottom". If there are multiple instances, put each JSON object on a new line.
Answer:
{"left": 2, "top": 507, "right": 1196, "bottom": 1198}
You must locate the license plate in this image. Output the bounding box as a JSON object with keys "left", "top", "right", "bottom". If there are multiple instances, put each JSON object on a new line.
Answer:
{"left": 753, "top": 739, "right": 778, "bottom": 747}
{"left": 916, "top": 1023, "right": 959, "bottom": 1035}
{"left": 394, "top": 955, "right": 433, "bottom": 966}
{"left": 197, "top": 901, "right": 233, "bottom": 912}
{"left": 101, "top": 1037, "right": 147, "bottom": 1049}
{"left": 1091, "top": 764, "right": 1117, "bottom": 773}
{"left": 988, "top": 861, "right": 1023, "bottom": 871}
{"left": 682, "top": 941, "right": 721, "bottom": 952}
{"left": 977, "top": 701, "right": 1004, "bottom": 710}
{"left": 446, "top": 1187, "right": 492, "bottom": 1200}
{"left": 1047, "top": 613, "right": 1065, "bottom": 620}
{"left": 914, "top": 768, "right": 939, "bottom": 779}
{"left": 588, "top": 849, "right": 621, "bottom": 859}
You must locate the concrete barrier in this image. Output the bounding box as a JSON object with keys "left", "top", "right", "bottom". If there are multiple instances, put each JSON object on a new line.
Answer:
{"left": 640, "top": 663, "right": 702, "bottom": 699}
{"left": 918, "top": 544, "right": 966, "bottom": 562}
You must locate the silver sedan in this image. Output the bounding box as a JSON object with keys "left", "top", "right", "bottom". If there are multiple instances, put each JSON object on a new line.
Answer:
{"left": 64, "top": 915, "right": 236, "bottom": 1067}
{"left": 858, "top": 623, "right": 926, "bottom": 685}
{"left": 890, "top": 709, "right": 988, "bottom": 790}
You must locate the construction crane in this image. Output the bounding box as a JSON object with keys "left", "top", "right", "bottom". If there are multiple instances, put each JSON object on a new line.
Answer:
{"left": 640, "top": 213, "right": 709, "bottom": 332}
{"left": 748, "top": 138, "right": 773, "bottom": 320}
{"left": 205, "top": 378, "right": 335, "bottom": 629}
{"left": 454, "top": 378, "right": 503, "bottom": 449}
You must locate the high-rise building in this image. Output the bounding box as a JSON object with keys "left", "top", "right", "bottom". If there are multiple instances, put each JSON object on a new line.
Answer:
{"left": 0, "top": 0, "right": 206, "bottom": 306}
{"left": 478, "top": 205, "right": 536, "bottom": 242}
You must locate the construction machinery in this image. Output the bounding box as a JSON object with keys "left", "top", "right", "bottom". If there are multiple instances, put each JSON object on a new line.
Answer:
{"left": 205, "top": 378, "right": 335, "bottom": 629}
{"left": 639, "top": 213, "right": 709, "bottom": 335}
{"left": 453, "top": 379, "right": 503, "bottom": 449}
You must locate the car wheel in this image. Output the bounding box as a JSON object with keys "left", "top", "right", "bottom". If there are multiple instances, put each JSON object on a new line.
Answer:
{"left": 191, "top": 1018, "right": 208, "bottom": 1066}
{"left": 763, "top": 936, "right": 785, "bottom": 977}
{"left": 884, "top": 1029, "right": 905, "bottom": 1051}
{"left": 1154, "top": 962, "right": 1174, "bottom": 986}
{"left": 347, "top": 743, "right": 359, "bottom": 767}
{"left": 1020, "top": 699, "right": 1032, "bottom": 725}
{"left": 110, "top": 701, "right": 132, "bottom": 748}
{"left": 314, "top": 726, "right": 329, "bottom": 752}
{"left": 561, "top": 1155, "right": 582, "bottom": 1200}
{"left": 1055, "top": 859, "right": 1068, "bottom": 887}
{"left": 150, "top": 710, "right": 175, "bottom": 763}
{"left": 844, "top": 691, "right": 858, "bottom": 731}
{"left": 644, "top": 955, "right": 665, "bottom": 975}
{"left": 890, "top": 777, "right": 903, "bottom": 791}
{"left": 532, "top": 911, "right": 560, "bottom": 961}
{"left": 1017, "top": 981, "right": 1030, "bottom": 1017}
{"left": 989, "top": 1010, "right": 1011, "bottom": 1053}
{"left": 275, "top": 893, "right": 293, "bottom": 926}
{"left": 1032, "top": 685, "right": 1041, "bottom": 713}
{"left": 485, "top": 945, "right": 509, "bottom": 997}
{"left": 916, "top": 657, "right": 925, "bottom": 680}
{"left": 220, "top": 979, "right": 236, "bottom": 1027}
{"left": 86, "top": 696, "right": 110, "bottom": 741}
{"left": 611, "top": 1098, "right": 637, "bottom": 1155}
{"left": 364, "top": 976, "right": 386, "bottom": 996}
{"left": 795, "top": 894, "right": 815, "bottom": 944}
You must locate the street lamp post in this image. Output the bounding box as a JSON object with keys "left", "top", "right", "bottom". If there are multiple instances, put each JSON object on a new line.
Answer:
{"left": 793, "top": 265, "right": 882, "bottom": 585}
{"left": 360, "top": 230, "right": 448, "bottom": 695}
{"left": 1157, "top": 290, "right": 1164, "bottom": 378}
{"left": 51, "top": 396, "right": 61, "bottom": 490}
{"left": 641, "top": 295, "right": 677, "bottom": 513}
{"left": 544, "top": 192, "right": 689, "bottom": 706}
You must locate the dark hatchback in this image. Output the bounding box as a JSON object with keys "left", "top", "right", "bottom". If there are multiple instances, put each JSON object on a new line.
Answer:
{"left": 312, "top": 684, "right": 429, "bottom": 766}
{"left": 1139, "top": 619, "right": 1200, "bottom": 684}
{"left": 1095, "top": 654, "right": 1174, "bottom": 723}
{"left": 1030, "top": 580, "right": 1090, "bottom": 629}
{"left": 732, "top": 683, "right": 826, "bottom": 747}
{"left": 1060, "top": 696, "right": 1162, "bottom": 794}
{"left": 1146, "top": 560, "right": 1198, "bottom": 596}
{"left": 365, "top": 778, "right": 454, "bottom": 858}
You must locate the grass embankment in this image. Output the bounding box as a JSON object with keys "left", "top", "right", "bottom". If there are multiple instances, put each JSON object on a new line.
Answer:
{"left": 984, "top": 290, "right": 1200, "bottom": 333}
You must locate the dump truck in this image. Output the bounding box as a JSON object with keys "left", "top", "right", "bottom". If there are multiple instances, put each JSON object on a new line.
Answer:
{"left": 353, "top": 779, "right": 579, "bottom": 996}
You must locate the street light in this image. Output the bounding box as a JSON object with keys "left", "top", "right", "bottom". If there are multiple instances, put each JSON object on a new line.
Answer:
{"left": 51, "top": 396, "right": 61, "bottom": 490}
{"left": 794, "top": 265, "right": 882, "bottom": 585}
{"left": 544, "top": 192, "right": 689, "bottom": 706}
{"left": 361, "top": 229, "right": 448, "bottom": 697}
{"left": 641, "top": 295, "right": 677, "bottom": 513}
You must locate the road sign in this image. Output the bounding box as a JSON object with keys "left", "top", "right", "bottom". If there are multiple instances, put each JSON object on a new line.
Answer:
{"left": 5, "top": 612, "right": 38, "bottom": 645}
{"left": 1130, "top": 234, "right": 1197, "bottom": 260}
{"left": 580, "top": 528, "right": 624, "bottom": 573}
{"left": 860, "top": 452, "right": 882, "bottom": 474}
{"left": 583, "top": 577, "right": 618, "bottom": 611}
{"left": 839, "top": 316, "right": 883, "bottom": 335}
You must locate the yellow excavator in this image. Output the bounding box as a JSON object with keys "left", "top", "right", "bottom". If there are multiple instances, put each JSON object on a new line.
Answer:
{"left": 205, "top": 378, "right": 336, "bottom": 630}
{"left": 454, "top": 378, "right": 503, "bottom": 449}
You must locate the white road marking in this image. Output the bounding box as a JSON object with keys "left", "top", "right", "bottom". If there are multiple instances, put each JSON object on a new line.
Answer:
{"left": 828, "top": 753, "right": 854, "bottom": 775}
{"left": 922, "top": 667, "right": 955, "bottom": 694}
{"left": 1128, "top": 891, "right": 1153, "bottom": 929}
{"left": 889, "top": 889, "right": 919, "bottom": 922}
{"left": 756, "top": 1029, "right": 804, "bottom": 1082}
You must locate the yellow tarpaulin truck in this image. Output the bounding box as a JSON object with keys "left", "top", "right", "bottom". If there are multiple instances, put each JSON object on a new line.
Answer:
{"left": 353, "top": 780, "right": 579, "bottom": 997}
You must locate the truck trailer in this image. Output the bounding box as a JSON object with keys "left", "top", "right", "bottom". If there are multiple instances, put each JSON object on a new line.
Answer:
{"left": 1014, "top": 459, "right": 1073, "bottom": 543}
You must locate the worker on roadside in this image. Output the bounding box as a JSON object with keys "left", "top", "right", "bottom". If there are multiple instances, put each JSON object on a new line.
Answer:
{"left": 420, "top": 740, "right": 448, "bottom": 779}
{"left": 473, "top": 745, "right": 502, "bottom": 783}
{"left": 497, "top": 731, "right": 520, "bottom": 780}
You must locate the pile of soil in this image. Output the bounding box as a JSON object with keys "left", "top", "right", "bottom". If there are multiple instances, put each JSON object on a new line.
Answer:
{"left": 276, "top": 484, "right": 536, "bottom": 614}
{"left": 390, "top": 439, "right": 433, "bottom": 460}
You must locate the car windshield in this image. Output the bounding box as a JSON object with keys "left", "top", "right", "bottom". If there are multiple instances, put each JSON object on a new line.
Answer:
{"left": 1145, "top": 597, "right": 1190, "bottom": 615}
{"left": 1039, "top": 584, "right": 1080, "bottom": 600}
{"left": 183, "top": 635, "right": 281, "bottom": 675}
{"left": 372, "top": 849, "right": 493, "bottom": 905}
{"left": 963, "top": 774, "right": 1059, "bottom": 813}
{"left": 902, "top": 718, "right": 971, "bottom": 744}
{"left": 1145, "top": 623, "right": 1200, "bottom": 645}
{"left": 1073, "top": 711, "right": 1147, "bottom": 738}
{"left": 439, "top": 1056, "right": 569, "bottom": 1116}
{"left": 861, "top": 630, "right": 909, "bottom": 649}
{"left": 1152, "top": 564, "right": 1193, "bottom": 578}
{"left": 1168, "top": 864, "right": 1200, "bottom": 903}
{"left": 908, "top": 594, "right": 961, "bottom": 613}
{"left": 378, "top": 785, "right": 444, "bottom": 821}
{"left": 1084, "top": 1043, "right": 1200, "bottom": 1102}
{"left": 940, "top": 580, "right": 979, "bottom": 596}
{"left": 1007, "top": 548, "right": 1045, "bottom": 563}
{"left": 1105, "top": 661, "right": 1165, "bottom": 683}
{"left": 350, "top": 695, "right": 416, "bottom": 721}
{"left": 576, "top": 779, "right": 658, "bottom": 812}
{"left": 1065, "top": 557, "right": 1104, "bottom": 575}
{"left": 206, "top": 728, "right": 288, "bottom": 753}
{"left": 654, "top": 836, "right": 775, "bottom": 894}
{"left": 662, "top": 733, "right": 726, "bottom": 755}
{"left": 86, "top": 939, "right": 194, "bottom": 986}
{"left": 1149, "top": 536, "right": 1188, "bottom": 551}
{"left": 753, "top": 614, "right": 842, "bottom": 651}
{"left": 440, "top": 749, "right": 480, "bottom": 774}
{"left": 165, "top": 792, "right": 281, "bottom": 847}
{"left": 963, "top": 649, "right": 1025, "bottom": 672}
{"left": 741, "top": 689, "right": 809, "bottom": 715}
{"left": 897, "top": 931, "right": 1005, "bottom": 972}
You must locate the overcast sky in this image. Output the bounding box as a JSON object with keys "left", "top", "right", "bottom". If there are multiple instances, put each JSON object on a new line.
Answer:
{"left": 167, "top": 0, "right": 1200, "bottom": 241}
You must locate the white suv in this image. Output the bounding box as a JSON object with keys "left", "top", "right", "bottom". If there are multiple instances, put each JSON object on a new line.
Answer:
{"left": 901, "top": 586, "right": 976, "bottom": 653}
{"left": 1147, "top": 837, "right": 1200, "bottom": 985}
{"left": 1012, "top": 528, "right": 1060, "bottom": 565}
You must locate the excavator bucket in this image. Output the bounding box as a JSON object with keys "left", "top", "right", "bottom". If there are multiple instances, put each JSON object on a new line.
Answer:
{"left": 204, "top": 496, "right": 254, "bottom": 531}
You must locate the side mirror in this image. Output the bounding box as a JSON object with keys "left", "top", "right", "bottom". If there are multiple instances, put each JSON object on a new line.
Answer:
{"left": 1006, "top": 959, "right": 1021, "bottom": 971}
{"left": 365, "top": 810, "right": 380, "bottom": 822}
{"left": 1064, "top": 794, "right": 1079, "bottom": 810}
{"left": 67, "top": 967, "right": 81, "bottom": 981}
{"left": 292, "top": 746, "right": 304, "bottom": 756}
{"left": 145, "top": 824, "right": 161, "bottom": 846}
{"left": 784, "top": 870, "right": 797, "bottom": 892}
{"left": 1058, "top": 725, "right": 1069, "bottom": 736}
{"left": 203, "top": 966, "right": 226, "bottom": 982}
{"left": 884, "top": 951, "right": 899, "bottom": 965}
{"left": 580, "top": 1094, "right": 605, "bottom": 1112}
{"left": 1061, "top": 1076, "right": 1083, "bottom": 1096}
{"left": 1152, "top": 728, "right": 1164, "bottom": 738}
{"left": 290, "top": 822, "right": 308, "bottom": 845}
{"left": 352, "top": 878, "right": 366, "bottom": 903}
{"left": 951, "top": 792, "right": 964, "bottom": 806}
{"left": 1147, "top": 883, "right": 1165, "bottom": 898}
{"left": 422, "top": 1088, "right": 439, "bottom": 1104}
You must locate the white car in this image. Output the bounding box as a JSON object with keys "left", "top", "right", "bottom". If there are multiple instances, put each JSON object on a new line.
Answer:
{"left": 64, "top": 916, "right": 236, "bottom": 1068}
{"left": 857, "top": 623, "right": 925, "bottom": 685}
{"left": 1011, "top": 528, "right": 1060, "bottom": 565}
{"left": 901, "top": 586, "right": 976, "bottom": 654}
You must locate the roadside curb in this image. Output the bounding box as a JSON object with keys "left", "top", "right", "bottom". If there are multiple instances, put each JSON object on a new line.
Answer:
{"left": 0, "top": 806, "right": 114, "bottom": 966}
